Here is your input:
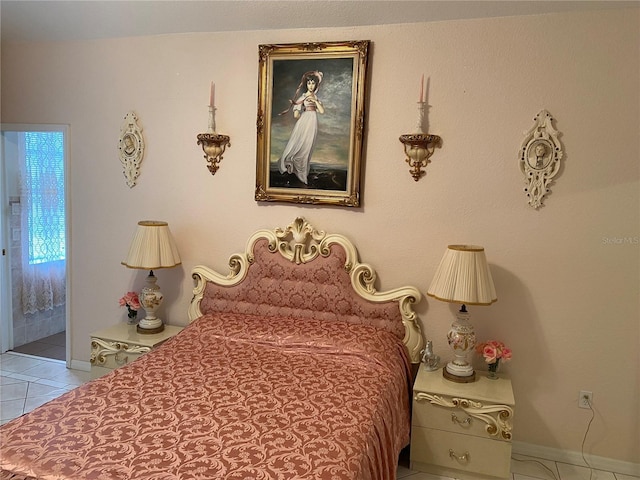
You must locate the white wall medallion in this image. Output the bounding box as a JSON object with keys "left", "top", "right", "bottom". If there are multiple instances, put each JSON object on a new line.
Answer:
{"left": 118, "top": 111, "right": 145, "bottom": 187}
{"left": 519, "top": 109, "right": 564, "bottom": 209}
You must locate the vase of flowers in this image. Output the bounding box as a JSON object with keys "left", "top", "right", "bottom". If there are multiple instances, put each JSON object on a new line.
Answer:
{"left": 476, "top": 340, "right": 512, "bottom": 379}
{"left": 119, "top": 291, "right": 140, "bottom": 325}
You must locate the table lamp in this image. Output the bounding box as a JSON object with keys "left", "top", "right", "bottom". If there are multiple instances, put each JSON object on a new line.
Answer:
{"left": 427, "top": 245, "right": 497, "bottom": 382}
{"left": 122, "top": 220, "right": 181, "bottom": 334}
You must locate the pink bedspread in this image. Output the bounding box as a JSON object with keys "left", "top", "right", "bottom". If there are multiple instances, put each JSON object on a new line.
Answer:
{"left": 1, "top": 313, "right": 412, "bottom": 480}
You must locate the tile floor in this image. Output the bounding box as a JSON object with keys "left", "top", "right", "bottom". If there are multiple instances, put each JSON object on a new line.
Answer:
{"left": 0, "top": 352, "right": 637, "bottom": 480}
{"left": 0, "top": 352, "right": 93, "bottom": 425}
{"left": 11, "top": 331, "right": 66, "bottom": 361}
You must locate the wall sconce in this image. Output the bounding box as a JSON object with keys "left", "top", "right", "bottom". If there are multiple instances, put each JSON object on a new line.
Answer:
{"left": 399, "top": 75, "right": 441, "bottom": 181}
{"left": 197, "top": 82, "right": 231, "bottom": 176}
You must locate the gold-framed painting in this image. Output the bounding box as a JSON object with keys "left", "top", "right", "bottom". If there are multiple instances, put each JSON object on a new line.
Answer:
{"left": 255, "top": 41, "right": 370, "bottom": 207}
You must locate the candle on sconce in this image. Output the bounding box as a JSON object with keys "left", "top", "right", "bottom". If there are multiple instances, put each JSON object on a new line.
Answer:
{"left": 209, "top": 82, "right": 215, "bottom": 108}
{"left": 415, "top": 74, "right": 428, "bottom": 133}
{"left": 208, "top": 82, "right": 216, "bottom": 133}
{"left": 401, "top": 74, "right": 440, "bottom": 181}
{"left": 425, "top": 76, "right": 429, "bottom": 105}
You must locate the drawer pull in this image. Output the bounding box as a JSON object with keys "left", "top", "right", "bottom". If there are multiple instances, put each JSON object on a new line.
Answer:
{"left": 114, "top": 353, "right": 129, "bottom": 366}
{"left": 449, "top": 449, "right": 470, "bottom": 463}
{"left": 451, "top": 413, "right": 472, "bottom": 426}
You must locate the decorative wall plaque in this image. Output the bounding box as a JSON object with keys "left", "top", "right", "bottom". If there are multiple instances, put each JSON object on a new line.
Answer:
{"left": 118, "top": 111, "right": 145, "bottom": 187}
{"left": 519, "top": 109, "right": 563, "bottom": 209}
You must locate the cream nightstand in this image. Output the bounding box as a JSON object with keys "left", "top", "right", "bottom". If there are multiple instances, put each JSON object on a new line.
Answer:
{"left": 410, "top": 365, "right": 515, "bottom": 480}
{"left": 90, "top": 323, "right": 183, "bottom": 376}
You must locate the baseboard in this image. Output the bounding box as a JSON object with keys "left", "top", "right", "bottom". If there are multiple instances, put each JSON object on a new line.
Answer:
{"left": 513, "top": 441, "right": 640, "bottom": 477}
{"left": 69, "top": 359, "right": 91, "bottom": 372}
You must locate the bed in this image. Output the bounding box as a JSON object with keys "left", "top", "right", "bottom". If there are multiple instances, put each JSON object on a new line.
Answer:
{"left": 0, "top": 217, "right": 424, "bottom": 480}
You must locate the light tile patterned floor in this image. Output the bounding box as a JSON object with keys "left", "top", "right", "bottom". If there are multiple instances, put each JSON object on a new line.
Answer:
{"left": 1, "top": 353, "right": 637, "bottom": 480}
{"left": 1, "top": 352, "right": 93, "bottom": 425}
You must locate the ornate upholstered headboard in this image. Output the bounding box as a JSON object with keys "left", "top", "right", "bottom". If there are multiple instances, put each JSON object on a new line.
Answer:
{"left": 189, "top": 217, "right": 424, "bottom": 363}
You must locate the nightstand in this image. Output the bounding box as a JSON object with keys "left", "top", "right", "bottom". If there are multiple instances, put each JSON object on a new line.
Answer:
{"left": 410, "top": 365, "right": 515, "bottom": 480}
{"left": 90, "top": 323, "right": 183, "bottom": 376}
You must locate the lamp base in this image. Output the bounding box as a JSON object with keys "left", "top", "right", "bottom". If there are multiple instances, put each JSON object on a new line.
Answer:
{"left": 443, "top": 366, "right": 476, "bottom": 383}
{"left": 137, "top": 324, "right": 165, "bottom": 335}
{"left": 442, "top": 304, "right": 477, "bottom": 383}
{"left": 137, "top": 270, "right": 165, "bottom": 335}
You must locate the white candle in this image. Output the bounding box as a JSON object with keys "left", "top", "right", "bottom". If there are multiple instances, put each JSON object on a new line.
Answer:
{"left": 425, "top": 76, "right": 429, "bottom": 105}
{"left": 209, "top": 82, "right": 215, "bottom": 108}
{"left": 419, "top": 74, "right": 424, "bottom": 103}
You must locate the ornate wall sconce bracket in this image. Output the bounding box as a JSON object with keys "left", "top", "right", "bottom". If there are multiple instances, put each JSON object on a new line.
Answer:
{"left": 197, "top": 133, "right": 231, "bottom": 176}
{"left": 399, "top": 133, "right": 442, "bottom": 181}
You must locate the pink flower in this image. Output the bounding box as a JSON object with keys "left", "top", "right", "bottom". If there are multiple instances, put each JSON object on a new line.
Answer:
{"left": 482, "top": 345, "right": 498, "bottom": 363}
{"left": 120, "top": 291, "right": 140, "bottom": 310}
{"left": 476, "top": 340, "right": 512, "bottom": 364}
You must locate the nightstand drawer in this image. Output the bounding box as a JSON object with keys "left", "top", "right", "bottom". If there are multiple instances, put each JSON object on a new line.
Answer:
{"left": 413, "top": 391, "right": 514, "bottom": 442}
{"left": 97, "top": 350, "right": 143, "bottom": 369}
{"left": 90, "top": 324, "right": 183, "bottom": 374}
{"left": 90, "top": 338, "right": 150, "bottom": 369}
{"left": 411, "top": 426, "right": 512, "bottom": 478}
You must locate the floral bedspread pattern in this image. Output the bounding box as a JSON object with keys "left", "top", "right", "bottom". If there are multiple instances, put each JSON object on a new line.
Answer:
{"left": 1, "top": 314, "right": 411, "bottom": 480}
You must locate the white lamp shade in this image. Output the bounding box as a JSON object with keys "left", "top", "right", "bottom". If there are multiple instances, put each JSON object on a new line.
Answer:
{"left": 427, "top": 245, "right": 497, "bottom": 305}
{"left": 122, "top": 221, "right": 181, "bottom": 270}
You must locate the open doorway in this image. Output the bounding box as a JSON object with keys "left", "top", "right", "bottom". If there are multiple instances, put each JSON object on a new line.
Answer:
{"left": 1, "top": 125, "right": 69, "bottom": 363}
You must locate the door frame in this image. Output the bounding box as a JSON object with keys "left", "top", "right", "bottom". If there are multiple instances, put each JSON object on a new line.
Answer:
{"left": 0, "top": 124, "right": 71, "bottom": 366}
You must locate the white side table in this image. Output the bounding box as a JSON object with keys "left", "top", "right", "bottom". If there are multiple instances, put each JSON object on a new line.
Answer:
{"left": 410, "top": 365, "right": 515, "bottom": 479}
{"left": 90, "top": 323, "right": 183, "bottom": 377}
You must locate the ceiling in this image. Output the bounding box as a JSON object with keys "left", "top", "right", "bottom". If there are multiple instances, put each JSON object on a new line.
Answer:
{"left": 1, "top": 0, "right": 636, "bottom": 44}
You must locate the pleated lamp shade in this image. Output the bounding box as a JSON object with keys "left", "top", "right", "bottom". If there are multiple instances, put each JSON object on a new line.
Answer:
{"left": 122, "top": 221, "right": 181, "bottom": 270}
{"left": 427, "top": 245, "right": 497, "bottom": 306}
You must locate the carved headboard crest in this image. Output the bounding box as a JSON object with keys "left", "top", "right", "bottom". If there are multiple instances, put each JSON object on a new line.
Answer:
{"left": 265, "top": 217, "right": 327, "bottom": 266}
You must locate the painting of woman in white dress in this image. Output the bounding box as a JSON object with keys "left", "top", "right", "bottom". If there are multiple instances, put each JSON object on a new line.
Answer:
{"left": 256, "top": 41, "right": 370, "bottom": 206}
{"left": 268, "top": 56, "right": 356, "bottom": 192}
{"left": 277, "top": 71, "right": 325, "bottom": 185}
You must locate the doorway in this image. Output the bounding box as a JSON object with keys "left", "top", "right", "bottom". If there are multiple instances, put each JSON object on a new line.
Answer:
{"left": 0, "top": 124, "right": 70, "bottom": 364}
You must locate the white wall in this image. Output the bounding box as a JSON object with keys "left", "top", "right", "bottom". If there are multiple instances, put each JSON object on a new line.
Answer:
{"left": 2, "top": 7, "right": 638, "bottom": 467}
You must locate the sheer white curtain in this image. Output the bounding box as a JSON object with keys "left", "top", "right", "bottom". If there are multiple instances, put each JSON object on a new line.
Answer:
{"left": 18, "top": 132, "right": 66, "bottom": 314}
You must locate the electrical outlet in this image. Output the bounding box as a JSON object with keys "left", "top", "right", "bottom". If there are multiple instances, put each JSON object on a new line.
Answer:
{"left": 579, "top": 390, "right": 593, "bottom": 409}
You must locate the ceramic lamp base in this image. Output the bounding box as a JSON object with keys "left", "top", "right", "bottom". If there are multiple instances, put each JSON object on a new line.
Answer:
{"left": 443, "top": 305, "right": 477, "bottom": 383}
{"left": 137, "top": 324, "right": 165, "bottom": 334}
{"left": 443, "top": 365, "right": 476, "bottom": 383}
{"left": 137, "top": 270, "right": 165, "bottom": 335}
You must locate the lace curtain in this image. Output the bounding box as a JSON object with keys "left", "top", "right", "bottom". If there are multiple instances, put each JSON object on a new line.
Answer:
{"left": 18, "top": 132, "right": 66, "bottom": 314}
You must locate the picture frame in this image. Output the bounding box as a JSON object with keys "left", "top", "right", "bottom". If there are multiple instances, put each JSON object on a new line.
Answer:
{"left": 255, "top": 41, "right": 370, "bottom": 207}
